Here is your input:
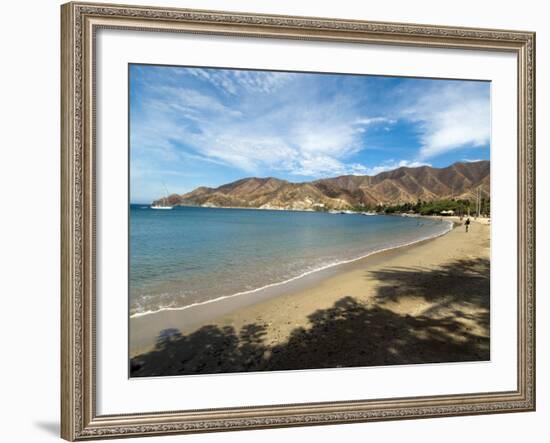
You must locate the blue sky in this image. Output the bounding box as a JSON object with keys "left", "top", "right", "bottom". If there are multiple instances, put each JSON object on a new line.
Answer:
{"left": 130, "top": 64, "right": 490, "bottom": 203}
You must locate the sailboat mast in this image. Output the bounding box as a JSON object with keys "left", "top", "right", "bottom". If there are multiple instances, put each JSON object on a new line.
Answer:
{"left": 151, "top": 182, "right": 173, "bottom": 209}
{"left": 162, "top": 182, "right": 170, "bottom": 206}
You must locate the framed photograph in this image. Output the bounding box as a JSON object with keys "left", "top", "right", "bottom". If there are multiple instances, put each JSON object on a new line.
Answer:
{"left": 61, "top": 1, "right": 536, "bottom": 440}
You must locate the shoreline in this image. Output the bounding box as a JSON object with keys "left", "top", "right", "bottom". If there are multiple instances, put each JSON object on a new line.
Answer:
{"left": 130, "top": 219, "right": 453, "bottom": 319}
{"left": 130, "top": 219, "right": 490, "bottom": 375}
{"left": 136, "top": 203, "right": 490, "bottom": 223}
{"left": 130, "top": 219, "right": 458, "bottom": 357}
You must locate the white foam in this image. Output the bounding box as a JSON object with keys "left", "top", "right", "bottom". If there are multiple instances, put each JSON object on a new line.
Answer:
{"left": 130, "top": 220, "right": 453, "bottom": 319}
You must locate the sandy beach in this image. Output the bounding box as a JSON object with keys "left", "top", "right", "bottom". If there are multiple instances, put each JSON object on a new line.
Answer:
{"left": 130, "top": 219, "right": 490, "bottom": 377}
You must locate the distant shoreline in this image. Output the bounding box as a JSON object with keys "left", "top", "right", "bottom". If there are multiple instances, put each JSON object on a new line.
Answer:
{"left": 136, "top": 203, "right": 323, "bottom": 213}
{"left": 134, "top": 203, "right": 459, "bottom": 219}
{"left": 135, "top": 203, "right": 357, "bottom": 213}
{"left": 132, "top": 203, "right": 486, "bottom": 221}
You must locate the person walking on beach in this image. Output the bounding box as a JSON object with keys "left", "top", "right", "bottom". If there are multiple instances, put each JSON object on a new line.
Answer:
{"left": 465, "top": 217, "right": 471, "bottom": 233}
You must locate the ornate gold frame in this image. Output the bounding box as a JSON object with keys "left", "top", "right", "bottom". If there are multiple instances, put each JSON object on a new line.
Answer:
{"left": 61, "top": 2, "right": 536, "bottom": 440}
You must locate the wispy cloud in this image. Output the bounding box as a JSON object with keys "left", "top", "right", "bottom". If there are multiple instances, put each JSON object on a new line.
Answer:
{"left": 163, "top": 86, "right": 243, "bottom": 117}
{"left": 399, "top": 82, "right": 490, "bottom": 160}
{"left": 186, "top": 68, "right": 295, "bottom": 95}
{"left": 131, "top": 67, "right": 398, "bottom": 178}
{"left": 353, "top": 159, "right": 432, "bottom": 177}
{"left": 354, "top": 117, "right": 397, "bottom": 126}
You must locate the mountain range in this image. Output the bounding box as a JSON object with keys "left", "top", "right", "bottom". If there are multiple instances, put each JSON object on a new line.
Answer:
{"left": 155, "top": 160, "right": 490, "bottom": 211}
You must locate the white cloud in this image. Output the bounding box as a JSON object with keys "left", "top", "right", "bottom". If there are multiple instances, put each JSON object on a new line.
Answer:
{"left": 163, "top": 87, "right": 243, "bottom": 117}
{"left": 401, "top": 82, "right": 490, "bottom": 160}
{"left": 133, "top": 77, "right": 392, "bottom": 178}
{"left": 200, "top": 134, "right": 297, "bottom": 173}
{"left": 354, "top": 117, "right": 396, "bottom": 126}
{"left": 291, "top": 158, "right": 431, "bottom": 178}
{"left": 354, "top": 160, "right": 432, "bottom": 177}
{"left": 186, "top": 68, "right": 238, "bottom": 94}
{"left": 291, "top": 155, "right": 350, "bottom": 177}
{"left": 186, "top": 68, "right": 294, "bottom": 95}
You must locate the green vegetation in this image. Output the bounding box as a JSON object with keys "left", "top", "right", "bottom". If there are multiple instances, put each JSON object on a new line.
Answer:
{"left": 376, "top": 198, "right": 490, "bottom": 217}
{"left": 313, "top": 198, "right": 490, "bottom": 217}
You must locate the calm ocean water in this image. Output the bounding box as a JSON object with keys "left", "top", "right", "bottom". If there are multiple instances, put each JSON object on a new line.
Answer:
{"left": 129, "top": 206, "right": 451, "bottom": 316}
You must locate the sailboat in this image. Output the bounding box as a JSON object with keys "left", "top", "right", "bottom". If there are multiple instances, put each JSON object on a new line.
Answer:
{"left": 151, "top": 183, "right": 173, "bottom": 210}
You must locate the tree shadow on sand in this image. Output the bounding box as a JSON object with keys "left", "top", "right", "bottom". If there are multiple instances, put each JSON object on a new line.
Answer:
{"left": 370, "top": 257, "right": 490, "bottom": 314}
{"left": 130, "top": 258, "right": 490, "bottom": 377}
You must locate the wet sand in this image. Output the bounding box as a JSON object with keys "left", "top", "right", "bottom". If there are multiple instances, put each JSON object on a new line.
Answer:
{"left": 130, "top": 220, "right": 490, "bottom": 376}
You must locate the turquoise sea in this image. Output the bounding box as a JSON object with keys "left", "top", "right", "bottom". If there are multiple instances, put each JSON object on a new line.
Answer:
{"left": 129, "top": 205, "right": 451, "bottom": 316}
